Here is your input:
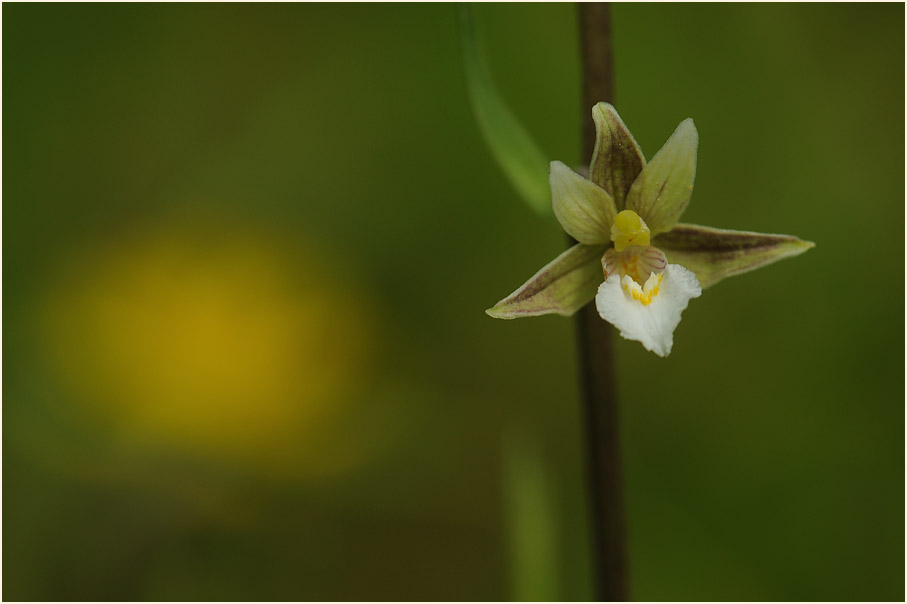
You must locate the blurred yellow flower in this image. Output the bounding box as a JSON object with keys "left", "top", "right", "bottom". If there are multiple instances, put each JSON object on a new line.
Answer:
{"left": 41, "top": 226, "right": 373, "bottom": 479}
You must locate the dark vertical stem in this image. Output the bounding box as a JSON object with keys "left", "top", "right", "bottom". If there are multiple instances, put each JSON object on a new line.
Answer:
{"left": 575, "top": 3, "right": 629, "bottom": 602}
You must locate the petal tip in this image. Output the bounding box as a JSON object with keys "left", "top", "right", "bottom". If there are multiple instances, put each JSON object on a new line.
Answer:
{"left": 677, "top": 117, "right": 698, "bottom": 141}
{"left": 592, "top": 101, "right": 617, "bottom": 117}
{"left": 787, "top": 237, "right": 816, "bottom": 256}
{"left": 486, "top": 304, "right": 511, "bottom": 319}
{"left": 548, "top": 160, "right": 568, "bottom": 176}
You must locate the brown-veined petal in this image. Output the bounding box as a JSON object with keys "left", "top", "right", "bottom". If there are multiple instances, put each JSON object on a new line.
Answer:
{"left": 589, "top": 103, "right": 646, "bottom": 209}
{"left": 487, "top": 243, "right": 607, "bottom": 319}
{"left": 653, "top": 223, "right": 814, "bottom": 289}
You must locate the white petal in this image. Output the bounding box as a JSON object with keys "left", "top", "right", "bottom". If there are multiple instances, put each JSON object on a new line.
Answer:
{"left": 595, "top": 264, "right": 701, "bottom": 357}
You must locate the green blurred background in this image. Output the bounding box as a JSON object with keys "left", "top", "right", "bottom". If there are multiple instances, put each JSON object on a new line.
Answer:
{"left": 3, "top": 3, "right": 903, "bottom": 601}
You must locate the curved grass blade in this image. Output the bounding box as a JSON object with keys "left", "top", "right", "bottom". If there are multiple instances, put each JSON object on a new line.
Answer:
{"left": 458, "top": 5, "right": 550, "bottom": 215}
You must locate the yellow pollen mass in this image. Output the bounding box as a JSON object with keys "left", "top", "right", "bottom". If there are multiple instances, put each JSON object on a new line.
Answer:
{"left": 611, "top": 210, "right": 651, "bottom": 252}
{"left": 621, "top": 272, "right": 663, "bottom": 306}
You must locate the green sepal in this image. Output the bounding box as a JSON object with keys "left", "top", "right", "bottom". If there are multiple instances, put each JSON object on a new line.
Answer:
{"left": 550, "top": 161, "right": 617, "bottom": 245}
{"left": 653, "top": 223, "right": 815, "bottom": 289}
{"left": 626, "top": 118, "right": 698, "bottom": 234}
{"left": 487, "top": 244, "right": 607, "bottom": 319}
{"left": 458, "top": 6, "right": 550, "bottom": 215}
{"left": 590, "top": 103, "right": 646, "bottom": 209}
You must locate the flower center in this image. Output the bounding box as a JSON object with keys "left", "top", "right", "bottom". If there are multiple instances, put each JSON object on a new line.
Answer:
{"left": 610, "top": 210, "right": 651, "bottom": 252}
{"left": 621, "top": 272, "right": 663, "bottom": 306}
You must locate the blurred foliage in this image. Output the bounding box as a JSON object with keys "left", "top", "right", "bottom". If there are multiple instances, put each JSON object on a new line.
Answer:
{"left": 3, "top": 3, "right": 903, "bottom": 601}
{"left": 459, "top": 5, "right": 551, "bottom": 215}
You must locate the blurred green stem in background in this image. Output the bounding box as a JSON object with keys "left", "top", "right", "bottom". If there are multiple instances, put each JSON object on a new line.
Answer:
{"left": 502, "top": 428, "right": 560, "bottom": 601}
{"left": 576, "top": 4, "right": 628, "bottom": 602}
{"left": 457, "top": 5, "right": 551, "bottom": 215}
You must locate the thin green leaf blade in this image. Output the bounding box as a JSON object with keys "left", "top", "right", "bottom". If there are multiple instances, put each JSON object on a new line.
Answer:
{"left": 487, "top": 243, "right": 607, "bottom": 318}
{"left": 458, "top": 6, "right": 550, "bottom": 215}
{"left": 503, "top": 427, "right": 560, "bottom": 601}
{"left": 653, "top": 223, "right": 815, "bottom": 289}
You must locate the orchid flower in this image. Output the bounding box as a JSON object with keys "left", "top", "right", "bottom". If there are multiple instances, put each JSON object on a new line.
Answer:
{"left": 487, "top": 103, "right": 813, "bottom": 357}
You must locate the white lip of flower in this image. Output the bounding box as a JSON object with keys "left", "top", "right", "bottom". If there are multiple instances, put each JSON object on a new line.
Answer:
{"left": 596, "top": 209, "right": 701, "bottom": 357}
